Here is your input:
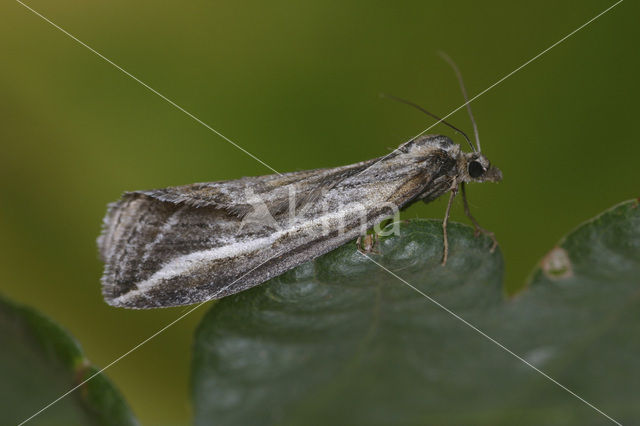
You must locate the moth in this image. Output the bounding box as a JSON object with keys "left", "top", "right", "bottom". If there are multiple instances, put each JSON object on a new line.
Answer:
{"left": 98, "top": 59, "right": 502, "bottom": 309}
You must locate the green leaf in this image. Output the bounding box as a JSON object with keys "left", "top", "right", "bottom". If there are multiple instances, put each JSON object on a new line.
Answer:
{"left": 0, "top": 295, "right": 137, "bottom": 426}
{"left": 191, "top": 200, "right": 639, "bottom": 425}
{"left": 493, "top": 199, "right": 640, "bottom": 424}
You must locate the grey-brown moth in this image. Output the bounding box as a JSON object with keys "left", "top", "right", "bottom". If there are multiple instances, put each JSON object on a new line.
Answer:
{"left": 98, "top": 133, "right": 501, "bottom": 309}
{"left": 98, "top": 56, "right": 501, "bottom": 309}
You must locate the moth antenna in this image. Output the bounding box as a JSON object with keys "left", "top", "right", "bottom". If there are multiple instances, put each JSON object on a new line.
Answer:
{"left": 380, "top": 92, "right": 475, "bottom": 152}
{"left": 438, "top": 51, "right": 481, "bottom": 152}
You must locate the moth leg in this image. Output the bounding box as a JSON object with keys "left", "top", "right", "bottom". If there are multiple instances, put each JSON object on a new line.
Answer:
{"left": 441, "top": 182, "right": 458, "bottom": 266}
{"left": 461, "top": 182, "right": 498, "bottom": 253}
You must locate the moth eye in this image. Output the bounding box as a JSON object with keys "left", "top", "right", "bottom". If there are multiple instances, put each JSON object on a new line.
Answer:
{"left": 468, "top": 161, "right": 485, "bottom": 178}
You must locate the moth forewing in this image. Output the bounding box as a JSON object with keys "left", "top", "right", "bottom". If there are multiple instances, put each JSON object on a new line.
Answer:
{"left": 98, "top": 134, "right": 492, "bottom": 309}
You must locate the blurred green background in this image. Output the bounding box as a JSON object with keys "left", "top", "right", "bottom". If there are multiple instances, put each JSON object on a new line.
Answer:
{"left": 1, "top": 0, "right": 637, "bottom": 424}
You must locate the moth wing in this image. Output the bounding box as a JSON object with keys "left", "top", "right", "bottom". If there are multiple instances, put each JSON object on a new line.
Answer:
{"left": 99, "top": 135, "right": 457, "bottom": 309}
{"left": 134, "top": 161, "right": 374, "bottom": 216}
{"left": 98, "top": 160, "right": 375, "bottom": 308}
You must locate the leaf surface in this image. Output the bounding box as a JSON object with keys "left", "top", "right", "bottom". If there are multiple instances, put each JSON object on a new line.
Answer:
{"left": 192, "top": 200, "right": 640, "bottom": 425}
{"left": 0, "top": 296, "right": 137, "bottom": 425}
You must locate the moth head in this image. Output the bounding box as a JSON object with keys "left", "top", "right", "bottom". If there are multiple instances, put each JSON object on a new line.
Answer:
{"left": 462, "top": 152, "right": 502, "bottom": 183}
